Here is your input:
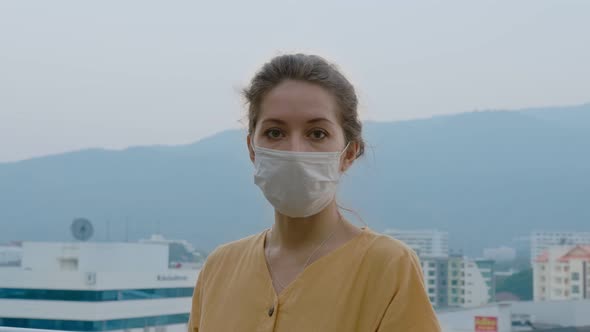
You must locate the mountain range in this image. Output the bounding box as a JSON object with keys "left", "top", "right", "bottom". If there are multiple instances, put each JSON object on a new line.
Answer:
{"left": 1, "top": 103, "right": 589, "bottom": 256}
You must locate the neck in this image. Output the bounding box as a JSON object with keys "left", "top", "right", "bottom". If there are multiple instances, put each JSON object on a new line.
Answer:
{"left": 269, "top": 200, "right": 342, "bottom": 251}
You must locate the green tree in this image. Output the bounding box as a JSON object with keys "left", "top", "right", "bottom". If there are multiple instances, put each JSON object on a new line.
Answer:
{"left": 496, "top": 268, "right": 533, "bottom": 301}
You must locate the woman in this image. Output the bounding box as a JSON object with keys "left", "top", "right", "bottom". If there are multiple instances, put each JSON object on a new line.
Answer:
{"left": 188, "top": 54, "right": 441, "bottom": 331}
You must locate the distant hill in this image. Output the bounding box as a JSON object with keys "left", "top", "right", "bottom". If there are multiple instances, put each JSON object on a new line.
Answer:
{"left": 1, "top": 103, "right": 589, "bottom": 255}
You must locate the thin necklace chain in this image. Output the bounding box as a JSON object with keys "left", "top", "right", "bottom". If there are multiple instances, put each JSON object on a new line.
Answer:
{"left": 265, "top": 215, "right": 343, "bottom": 290}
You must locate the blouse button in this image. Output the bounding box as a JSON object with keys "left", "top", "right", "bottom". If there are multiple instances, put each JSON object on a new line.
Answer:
{"left": 268, "top": 306, "right": 275, "bottom": 317}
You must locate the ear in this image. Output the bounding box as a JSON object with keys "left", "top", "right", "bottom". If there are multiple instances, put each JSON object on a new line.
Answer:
{"left": 247, "top": 135, "right": 255, "bottom": 163}
{"left": 340, "top": 141, "right": 359, "bottom": 172}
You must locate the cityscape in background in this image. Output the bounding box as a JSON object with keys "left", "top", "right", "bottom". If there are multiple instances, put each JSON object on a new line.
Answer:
{"left": 2, "top": 224, "right": 590, "bottom": 332}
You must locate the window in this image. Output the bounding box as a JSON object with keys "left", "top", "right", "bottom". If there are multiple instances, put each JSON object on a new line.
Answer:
{"left": 0, "top": 287, "right": 194, "bottom": 301}
{"left": 572, "top": 272, "right": 580, "bottom": 281}
{"left": 429, "top": 271, "right": 436, "bottom": 277}
{"left": 572, "top": 285, "right": 580, "bottom": 294}
{"left": 59, "top": 258, "right": 78, "bottom": 271}
{"left": 0, "top": 314, "right": 189, "bottom": 331}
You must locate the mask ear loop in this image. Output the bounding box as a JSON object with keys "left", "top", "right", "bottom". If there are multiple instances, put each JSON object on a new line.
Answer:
{"left": 339, "top": 142, "right": 351, "bottom": 156}
{"left": 336, "top": 141, "right": 369, "bottom": 228}
{"left": 250, "top": 139, "right": 259, "bottom": 159}
{"left": 338, "top": 141, "right": 353, "bottom": 173}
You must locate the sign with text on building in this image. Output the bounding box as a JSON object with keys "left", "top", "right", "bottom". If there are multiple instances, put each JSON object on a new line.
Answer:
{"left": 475, "top": 316, "right": 498, "bottom": 332}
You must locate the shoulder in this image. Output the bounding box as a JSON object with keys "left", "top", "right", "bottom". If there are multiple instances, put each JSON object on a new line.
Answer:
{"left": 366, "top": 230, "right": 417, "bottom": 262}
{"left": 350, "top": 229, "right": 428, "bottom": 311}
{"left": 358, "top": 229, "right": 426, "bottom": 298}
{"left": 200, "top": 231, "right": 265, "bottom": 277}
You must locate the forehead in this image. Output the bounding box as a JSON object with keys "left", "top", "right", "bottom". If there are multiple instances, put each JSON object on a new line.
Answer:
{"left": 258, "top": 80, "right": 339, "bottom": 124}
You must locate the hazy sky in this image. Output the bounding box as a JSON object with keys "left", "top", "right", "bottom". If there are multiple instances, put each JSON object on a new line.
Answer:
{"left": 1, "top": 1, "right": 589, "bottom": 162}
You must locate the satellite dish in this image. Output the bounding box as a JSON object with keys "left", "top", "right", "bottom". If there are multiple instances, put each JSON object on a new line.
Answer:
{"left": 71, "top": 218, "right": 94, "bottom": 241}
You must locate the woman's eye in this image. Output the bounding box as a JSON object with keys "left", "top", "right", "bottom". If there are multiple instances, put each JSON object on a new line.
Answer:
{"left": 309, "top": 129, "right": 327, "bottom": 140}
{"left": 265, "top": 129, "right": 283, "bottom": 139}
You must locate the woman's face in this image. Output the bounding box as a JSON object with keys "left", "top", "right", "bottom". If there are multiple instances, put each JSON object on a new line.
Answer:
{"left": 250, "top": 80, "right": 346, "bottom": 152}
{"left": 248, "top": 80, "right": 358, "bottom": 171}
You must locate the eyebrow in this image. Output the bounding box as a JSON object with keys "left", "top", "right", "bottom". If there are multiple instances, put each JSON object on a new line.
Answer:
{"left": 307, "top": 117, "right": 335, "bottom": 125}
{"left": 261, "top": 118, "right": 287, "bottom": 125}
{"left": 260, "top": 117, "right": 335, "bottom": 125}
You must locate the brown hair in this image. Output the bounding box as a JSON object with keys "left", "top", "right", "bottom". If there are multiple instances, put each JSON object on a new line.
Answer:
{"left": 243, "top": 53, "right": 365, "bottom": 158}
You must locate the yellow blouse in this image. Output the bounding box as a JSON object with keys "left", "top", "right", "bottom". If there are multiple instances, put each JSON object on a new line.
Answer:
{"left": 188, "top": 227, "right": 441, "bottom": 331}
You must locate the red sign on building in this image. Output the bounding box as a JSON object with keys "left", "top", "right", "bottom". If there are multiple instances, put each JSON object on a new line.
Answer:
{"left": 475, "top": 316, "right": 498, "bottom": 332}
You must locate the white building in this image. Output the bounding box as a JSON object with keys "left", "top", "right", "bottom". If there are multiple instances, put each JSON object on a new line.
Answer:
{"left": 385, "top": 229, "right": 449, "bottom": 257}
{"left": 437, "top": 303, "right": 512, "bottom": 332}
{"left": 0, "top": 241, "right": 199, "bottom": 332}
{"left": 139, "top": 234, "right": 204, "bottom": 269}
{"left": 483, "top": 246, "right": 517, "bottom": 262}
{"left": 420, "top": 255, "right": 494, "bottom": 309}
{"left": 531, "top": 230, "right": 590, "bottom": 264}
{"left": 420, "top": 256, "right": 449, "bottom": 308}
{"left": 437, "top": 299, "right": 590, "bottom": 332}
{"left": 533, "top": 245, "right": 590, "bottom": 301}
{"left": 464, "top": 260, "right": 493, "bottom": 307}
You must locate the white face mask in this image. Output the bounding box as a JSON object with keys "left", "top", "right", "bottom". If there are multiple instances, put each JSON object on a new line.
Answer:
{"left": 252, "top": 143, "right": 350, "bottom": 218}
